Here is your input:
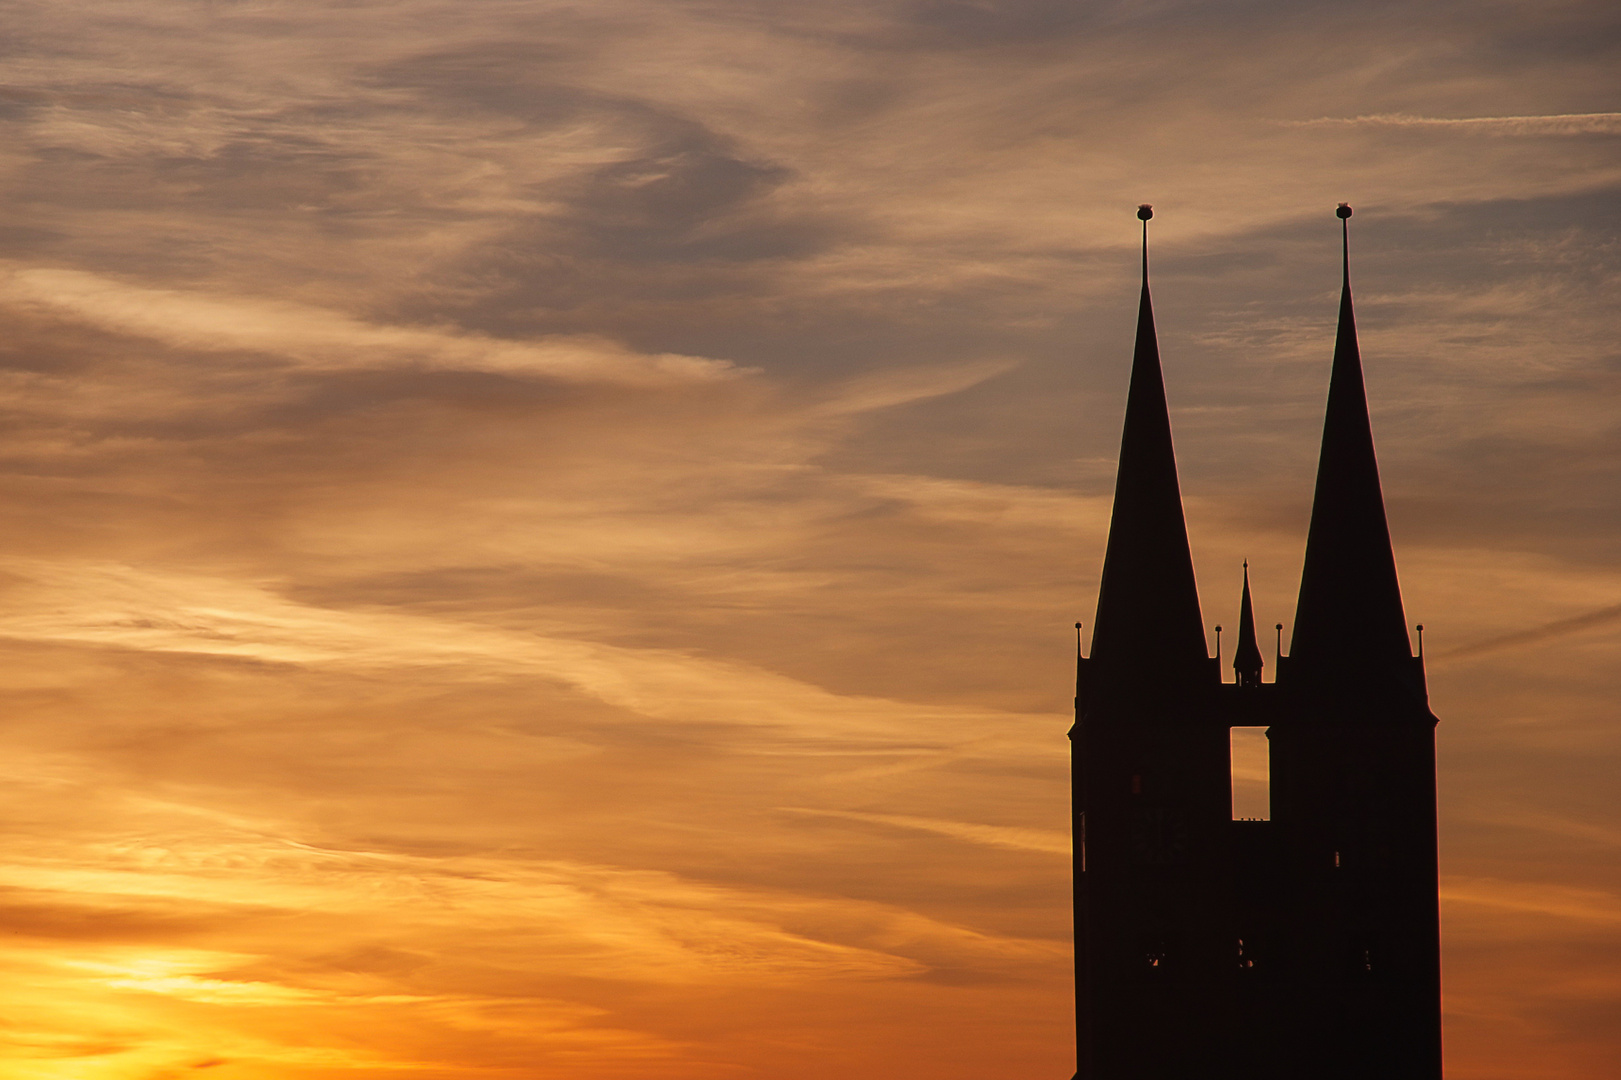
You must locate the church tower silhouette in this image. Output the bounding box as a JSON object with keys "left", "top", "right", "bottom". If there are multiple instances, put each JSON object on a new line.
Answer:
{"left": 1072, "top": 205, "right": 1442, "bottom": 1079}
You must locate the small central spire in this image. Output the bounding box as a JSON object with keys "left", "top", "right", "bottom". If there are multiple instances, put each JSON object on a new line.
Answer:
{"left": 1233, "top": 561, "right": 1264, "bottom": 687}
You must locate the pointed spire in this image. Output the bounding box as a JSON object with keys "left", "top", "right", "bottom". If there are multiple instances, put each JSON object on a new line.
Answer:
{"left": 1288, "top": 205, "right": 1413, "bottom": 685}
{"left": 1234, "top": 562, "right": 1264, "bottom": 687}
{"left": 1090, "top": 206, "right": 1207, "bottom": 682}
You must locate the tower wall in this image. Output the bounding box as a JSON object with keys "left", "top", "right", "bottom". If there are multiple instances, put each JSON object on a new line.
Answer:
{"left": 1073, "top": 666, "right": 1236, "bottom": 1079}
{"left": 1268, "top": 669, "right": 1442, "bottom": 1078}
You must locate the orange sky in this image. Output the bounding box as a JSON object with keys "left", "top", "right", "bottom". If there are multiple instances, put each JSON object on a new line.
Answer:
{"left": 0, "top": 2, "right": 1618, "bottom": 1077}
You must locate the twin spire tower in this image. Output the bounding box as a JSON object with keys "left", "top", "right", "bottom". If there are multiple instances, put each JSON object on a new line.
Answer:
{"left": 1072, "top": 205, "right": 1442, "bottom": 1079}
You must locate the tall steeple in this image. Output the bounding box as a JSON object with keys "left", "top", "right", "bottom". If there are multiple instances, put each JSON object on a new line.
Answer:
{"left": 1090, "top": 205, "right": 1207, "bottom": 678}
{"left": 1233, "top": 562, "right": 1264, "bottom": 687}
{"left": 1288, "top": 204, "right": 1412, "bottom": 682}
{"left": 1073, "top": 203, "right": 1441, "bottom": 1080}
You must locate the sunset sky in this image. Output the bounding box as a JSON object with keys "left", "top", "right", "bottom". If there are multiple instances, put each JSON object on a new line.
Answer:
{"left": 0, "top": 2, "right": 1617, "bottom": 1077}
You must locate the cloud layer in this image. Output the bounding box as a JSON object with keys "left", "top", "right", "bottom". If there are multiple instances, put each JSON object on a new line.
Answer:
{"left": 0, "top": 1, "right": 1617, "bottom": 1077}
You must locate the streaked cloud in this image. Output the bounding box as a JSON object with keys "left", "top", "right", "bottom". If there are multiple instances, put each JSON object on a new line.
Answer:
{"left": 780, "top": 808, "right": 1070, "bottom": 855}
{"left": 0, "top": 557, "right": 1050, "bottom": 747}
{"left": 1442, "top": 878, "right": 1621, "bottom": 926}
{"left": 0, "top": 265, "right": 747, "bottom": 386}
{"left": 1288, "top": 112, "right": 1621, "bottom": 136}
{"left": 1437, "top": 602, "right": 1621, "bottom": 661}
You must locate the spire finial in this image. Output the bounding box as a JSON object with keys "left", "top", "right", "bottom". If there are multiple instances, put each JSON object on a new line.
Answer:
{"left": 1138, "top": 204, "right": 1153, "bottom": 282}
{"left": 1337, "top": 203, "right": 1352, "bottom": 288}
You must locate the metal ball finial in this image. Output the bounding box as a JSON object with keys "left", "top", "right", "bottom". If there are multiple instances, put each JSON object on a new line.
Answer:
{"left": 1137, "top": 204, "right": 1153, "bottom": 221}
{"left": 1336, "top": 203, "right": 1353, "bottom": 219}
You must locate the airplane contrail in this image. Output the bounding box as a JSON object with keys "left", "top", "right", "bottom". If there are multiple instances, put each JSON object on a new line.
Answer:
{"left": 1436, "top": 602, "right": 1621, "bottom": 662}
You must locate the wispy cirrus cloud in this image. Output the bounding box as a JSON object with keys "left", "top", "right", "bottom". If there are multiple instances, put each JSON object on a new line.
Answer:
{"left": 780, "top": 808, "right": 1069, "bottom": 855}
{"left": 1286, "top": 112, "right": 1621, "bottom": 136}
{"left": 0, "top": 558, "right": 1047, "bottom": 748}
{"left": 1437, "top": 601, "right": 1621, "bottom": 662}
{"left": 1442, "top": 877, "right": 1621, "bottom": 927}
{"left": 0, "top": 801, "right": 1063, "bottom": 1076}
{"left": 0, "top": 265, "right": 748, "bottom": 386}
